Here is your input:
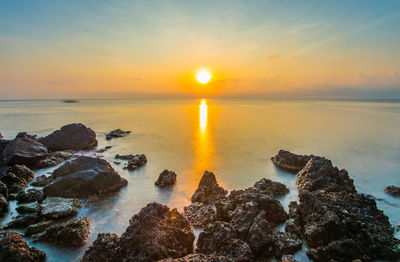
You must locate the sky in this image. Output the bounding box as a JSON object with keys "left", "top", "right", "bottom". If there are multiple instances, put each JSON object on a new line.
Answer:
{"left": 1, "top": 0, "right": 400, "bottom": 99}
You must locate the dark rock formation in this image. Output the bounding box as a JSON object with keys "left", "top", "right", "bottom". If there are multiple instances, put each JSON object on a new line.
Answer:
{"left": 1, "top": 132, "right": 48, "bottom": 166}
{"left": 16, "top": 188, "right": 46, "bottom": 203}
{"left": 158, "top": 254, "right": 230, "bottom": 262}
{"left": 284, "top": 201, "right": 304, "bottom": 239}
{"left": 155, "top": 169, "right": 177, "bottom": 187}
{"left": 0, "top": 231, "right": 46, "bottom": 262}
{"left": 43, "top": 156, "right": 127, "bottom": 198}
{"left": 115, "top": 154, "right": 147, "bottom": 171}
{"left": 35, "top": 151, "right": 72, "bottom": 169}
{"left": 271, "top": 150, "right": 311, "bottom": 172}
{"left": 16, "top": 202, "right": 41, "bottom": 214}
{"left": 25, "top": 220, "right": 54, "bottom": 236}
{"left": 191, "top": 171, "right": 227, "bottom": 204}
{"left": 385, "top": 185, "right": 400, "bottom": 196}
{"left": 106, "top": 129, "right": 131, "bottom": 140}
{"left": 96, "top": 146, "right": 112, "bottom": 153}
{"left": 31, "top": 175, "right": 52, "bottom": 187}
{"left": 252, "top": 178, "right": 289, "bottom": 197}
{"left": 0, "top": 194, "right": 8, "bottom": 214}
{"left": 38, "top": 123, "right": 97, "bottom": 151}
{"left": 0, "top": 180, "right": 8, "bottom": 199}
{"left": 0, "top": 138, "right": 9, "bottom": 157}
{"left": 82, "top": 202, "right": 195, "bottom": 262}
{"left": 271, "top": 232, "right": 303, "bottom": 259}
{"left": 183, "top": 202, "right": 217, "bottom": 227}
{"left": 0, "top": 164, "right": 34, "bottom": 193}
{"left": 3, "top": 213, "right": 42, "bottom": 229}
{"left": 39, "top": 197, "right": 82, "bottom": 220}
{"left": 35, "top": 216, "right": 90, "bottom": 247}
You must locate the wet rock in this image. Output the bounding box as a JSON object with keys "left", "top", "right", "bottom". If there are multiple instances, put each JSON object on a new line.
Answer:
{"left": 0, "top": 164, "right": 34, "bottom": 194}
{"left": 155, "top": 169, "right": 177, "bottom": 188}
{"left": 183, "top": 202, "right": 217, "bottom": 227}
{"left": 10, "top": 164, "right": 34, "bottom": 182}
{"left": 0, "top": 194, "right": 8, "bottom": 214}
{"left": 3, "top": 213, "right": 42, "bottom": 229}
{"left": 35, "top": 151, "right": 72, "bottom": 169}
{"left": 40, "top": 197, "right": 82, "bottom": 220}
{"left": 83, "top": 202, "right": 195, "bottom": 262}
{"left": 106, "top": 129, "right": 131, "bottom": 140}
{"left": 16, "top": 202, "right": 41, "bottom": 214}
{"left": 0, "top": 180, "right": 8, "bottom": 198}
{"left": 36, "top": 216, "right": 90, "bottom": 247}
{"left": 96, "top": 146, "right": 112, "bottom": 153}
{"left": 43, "top": 156, "right": 127, "bottom": 198}
{"left": 158, "top": 254, "right": 230, "bottom": 262}
{"left": 115, "top": 154, "right": 147, "bottom": 170}
{"left": 0, "top": 231, "right": 46, "bottom": 262}
{"left": 1, "top": 132, "right": 48, "bottom": 166}
{"left": 16, "top": 188, "right": 46, "bottom": 203}
{"left": 272, "top": 232, "right": 303, "bottom": 259}
{"left": 81, "top": 233, "right": 120, "bottom": 262}
{"left": 385, "top": 185, "right": 400, "bottom": 196}
{"left": 271, "top": 150, "right": 311, "bottom": 172}
{"left": 253, "top": 178, "right": 289, "bottom": 197}
{"left": 282, "top": 256, "right": 298, "bottom": 262}
{"left": 25, "top": 220, "right": 54, "bottom": 236}
{"left": 284, "top": 201, "right": 304, "bottom": 239}
{"left": 38, "top": 123, "right": 97, "bottom": 151}
{"left": 31, "top": 175, "right": 52, "bottom": 187}
{"left": 191, "top": 171, "right": 227, "bottom": 204}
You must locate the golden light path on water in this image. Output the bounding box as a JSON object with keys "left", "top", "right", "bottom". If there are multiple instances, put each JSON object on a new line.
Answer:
{"left": 200, "top": 99, "right": 207, "bottom": 132}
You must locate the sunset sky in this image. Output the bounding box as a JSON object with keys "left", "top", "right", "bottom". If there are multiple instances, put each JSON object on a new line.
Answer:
{"left": 1, "top": 0, "right": 400, "bottom": 99}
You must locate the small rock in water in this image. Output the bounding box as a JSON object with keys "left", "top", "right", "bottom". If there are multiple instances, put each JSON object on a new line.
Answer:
{"left": 25, "top": 220, "right": 54, "bottom": 236}
{"left": 0, "top": 231, "right": 46, "bottom": 261}
{"left": 35, "top": 151, "right": 72, "bottom": 169}
{"left": 16, "top": 202, "right": 41, "bottom": 214}
{"left": 385, "top": 185, "right": 400, "bottom": 196}
{"left": 31, "top": 175, "right": 52, "bottom": 187}
{"left": 155, "top": 169, "right": 177, "bottom": 187}
{"left": 16, "top": 188, "right": 46, "bottom": 203}
{"left": 271, "top": 149, "right": 311, "bottom": 172}
{"left": 39, "top": 197, "right": 82, "bottom": 220}
{"left": 96, "top": 145, "right": 112, "bottom": 153}
{"left": 106, "top": 129, "right": 131, "bottom": 140}
{"left": 115, "top": 154, "right": 147, "bottom": 171}
{"left": 3, "top": 213, "right": 43, "bottom": 229}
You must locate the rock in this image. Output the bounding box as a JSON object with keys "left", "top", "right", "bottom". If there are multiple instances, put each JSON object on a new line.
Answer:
{"left": 35, "top": 151, "right": 72, "bottom": 169}
{"left": 0, "top": 180, "right": 8, "bottom": 198}
{"left": 285, "top": 201, "right": 304, "bottom": 239}
{"left": 272, "top": 232, "right": 303, "bottom": 259}
{"left": 183, "top": 202, "right": 217, "bottom": 227}
{"left": 39, "top": 197, "right": 82, "bottom": 220}
{"left": 0, "top": 231, "right": 46, "bottom": 262}
{"left": 16, "top": 188, "right": 46, "bottom": 203}
{"left": 282, "top": 256, "right": 298, "bottom": 262}
{"left": 38, "top": 123, "right": 97, "bottom": 151}
{"left": 16, "top": 202, "right": 41, "bottom": 214}
{"left": 31, "top": 175, "right": 52, "bottom": 187}
{"left": 96, "top": 146, "right": 112, "bottom": 153}
{"left": 271, "top": 150, "right": 311, "bottom": 172}
{"left": 81, "top": 233, "right": 120, "bottom": 262}
{"left": 155, "top": 169, "right": 177, "bottom": 187}
{"left": 385, "top": 185, "right": 400, "bottom": 196}
{"left": 0, "top": 164, "right": 34, "bottom": 193}
{"left": 1, "top": 133, "right": 48, "bottom": 166}
{"left": 83, "top": 202, "right": 195, "bottom": 262}
{"left": 25, "top": 220, "right": 54, "bottom": 236}
{"left": 293, "top": 155, "right": 400, "bottom": 261}
{"left": 36, "top": 216, "right": 90, "bottom": 247}
{"left": 10, "top": 164, "right": 35, "bottom": 181}
{"left": 3, "top": 213, "right": 42, "bottom": 229}
{"left": 0, "top": 138, "right": 9, "bottom": 157}
{"left": 0, "top": 132, "right": 2, "bottom": 138}
{"left": 253, "top": 178, "right": 289, "bottom": 197}
{"left": 43, "top": 156, "right": 127, "bottom": 198}
{"left": 106, "top": 129, "right": 131, "bottom": 140}
{"left": 191, "top": 171, "right": 227, "bottom": 204}
{"left": 158, "top": 254, "right": 230, "bottom": 262}
{"left": 115, "top": 154, "right": 147, "bottom": 170}
{"left": 0, "top": 194, "right": 8, "bottom": 214}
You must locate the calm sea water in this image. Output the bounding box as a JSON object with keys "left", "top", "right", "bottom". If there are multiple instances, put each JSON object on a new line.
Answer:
{"left": 0, "top": 98, "right": 399, "bottom": 261}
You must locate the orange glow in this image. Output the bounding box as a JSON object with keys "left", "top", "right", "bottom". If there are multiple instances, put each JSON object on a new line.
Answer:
{"left": 200, "top": 99, "right": 207, "bottom": 131}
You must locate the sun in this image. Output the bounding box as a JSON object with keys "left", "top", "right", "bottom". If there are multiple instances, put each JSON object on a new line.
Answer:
{"left": 196, "top": 69, "right": 212, "bottom": 84}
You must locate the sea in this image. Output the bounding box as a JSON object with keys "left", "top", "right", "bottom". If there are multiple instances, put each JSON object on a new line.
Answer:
{"left": 0, "top": 98, "right": 399, "bottom": 261}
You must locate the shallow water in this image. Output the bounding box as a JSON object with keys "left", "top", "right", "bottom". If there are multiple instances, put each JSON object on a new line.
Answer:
{"left": 0, "top": 98, "right": 399, "bottom": 261}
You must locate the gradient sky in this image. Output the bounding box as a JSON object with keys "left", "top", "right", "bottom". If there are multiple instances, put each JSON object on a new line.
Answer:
{"left": 1, "top": 0, "right": 400, "bottom": 99}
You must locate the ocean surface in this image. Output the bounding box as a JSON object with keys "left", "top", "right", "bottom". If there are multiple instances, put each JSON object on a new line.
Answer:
{"left": 0, "top": 98, "right": 399, "bottom": 261}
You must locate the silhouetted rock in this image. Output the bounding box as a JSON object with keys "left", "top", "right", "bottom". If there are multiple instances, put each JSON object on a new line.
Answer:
{"left": 191, "top": 171, "right": 227, "bottom": 204}
{"left": 35, "top": 216, "right": 90, "bottom": 247}
{"left": 83, "top": 202, "right": 195, "bottom": 262}
{"left": 31, "top": 175, "right": 52, "bottom": 187}
{"left": 25, "top": 220, "right": 54, "bottom": 236}
{"left": 115, "top": 154, "right": 147, "bottom": 170}
{"left": 16, "top": 188, "right": 46, "bottom": 203}
{"left": 43, "top": 156, "right": 127, "bottom": 198}
{"left": 40, "top": 197, "right": 82, "bottom": 220}
{"left": 183, "top": 202, "right": 217, "bottom": 227}
{"left": 1, "top": 132, "right": 48, "bottom": 166}
{"left": 0, "top": 194, "right": 8, "bottom": 214}
{"left": 271, "top": 150, "right": 311, "bottom": 172}
{"left": 385, "top": 185, "right": 400, "bottom": 196}
{"left": 155, "top": 169, "right": 177, "bottom": 188}
{"left": 0, "top": 231, "right": 46, "bottom": 262}
{"left": 106, "top": 129, "right": 131, "bottom": 140}
{"left": 35, "top": 151, "right": 72, "bottom": 169}
{"left": 38, "top": 123, "right": 97, "bottom": 151}
{"left": 158, "top": 254, "right": 230, "bottom": 262}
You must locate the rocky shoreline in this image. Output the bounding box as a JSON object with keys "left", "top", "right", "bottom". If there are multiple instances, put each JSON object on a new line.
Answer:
{"left": 0, "top": 124, "right": 399, "bottom": 261}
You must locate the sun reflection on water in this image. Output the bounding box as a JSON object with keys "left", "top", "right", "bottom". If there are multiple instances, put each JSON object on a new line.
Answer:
{"left": 200, "top": 99, "right": 207, "bottom": 132}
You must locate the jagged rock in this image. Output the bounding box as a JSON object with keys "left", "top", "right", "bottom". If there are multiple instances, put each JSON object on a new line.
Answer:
{"left": 115, "top": 154, "right": 147, "bottom": 170}
{"left": 106, "top": 129, "right": 131, "bottom": 140}
{"left": 271, "top": 150, "right": 311, "bottom": 172}
{"left": 0, "top": 138, "right": 9, "bottom": 156}
{"left": 31, "top": 175, "right": 52, "bottom": 187}
{"left": 25, "top": 220, "right": 54, "bottom": 236}
{"left": 16, "top": 202, "right": 40, "bottom": 214}
{"left": 96, "top": 146, "right": 112, "bottom": 153}
{"left": 35, "top": 216, "right": 90, "bottom": 247}
{"left": 155, "top": 169, "right": 177, "bottom": 187}
{"left": 0, "top": 231, "right": 46, "bottom": 262}
{"left": 158, "top": 254, "right": 230, "bottom": 262}
{"left": 253, "top": 178, "right": 289, "bottom": 197}
{"left": 43, "top": 156, "right": 127, "bottom": 198}
{"left": 81, "top": 233, "right": 120, "bottom": 262}
{"left": 183, "top": 202, "right": 217, "bottom": 227}
{"left": 385, "top": 185, "right": 400, "bottom": 196}
{"left": 272, "top": 232, "right": 303, "bottom": 259}
{"left": 0, "top": 194, "right": 8, "bottom": 214}
{"left": 39, "top": 197, "right": 82, "bottom": 220}
{"left": 0, "top": 164, "right": 34, "bottom": 193}
{"left": 16, "top": 188, "right": 46, "bottom": 203}
{"left": 191, "top": 171, "right": 227, "bottom": 204}
{"left": 1, "top": 132, "right": 48, "bottom": 166}
{"left": 82, "top": 202, "right": 194, "bottom": 262}
{"left": 10, "top": 164, "right": 34, "bottom": 181}
{"left": 3, "top": 213, "right": 42, "bottom": 229}
{"left": 282, "top": 256, "right": 298, "bottom": 262}
{"left": 284, "top": 201, "right": 304, "bottom": 238}
{"left": 35, "top": 151, "right": 72, "bottom": 169}
{"left": 0, "top": 180, "right": 8, "bottom": 198}
{"left": 38, "top": 123, "right": 97, "bottom": 151}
